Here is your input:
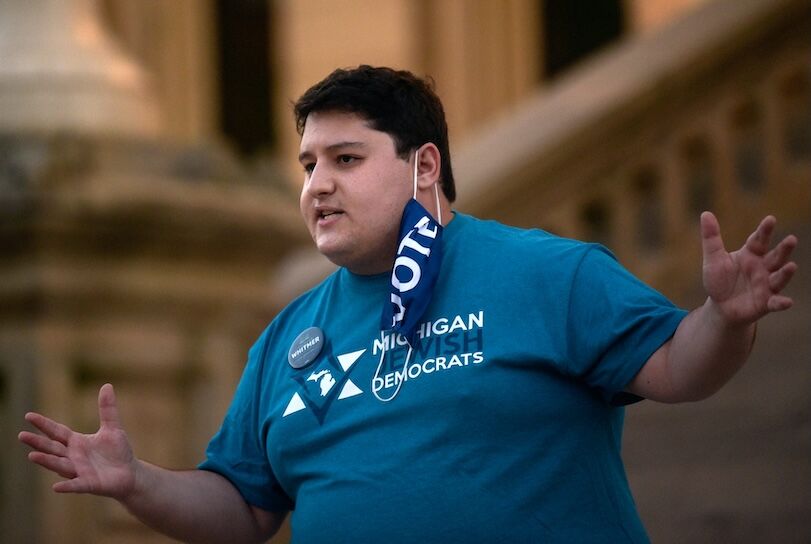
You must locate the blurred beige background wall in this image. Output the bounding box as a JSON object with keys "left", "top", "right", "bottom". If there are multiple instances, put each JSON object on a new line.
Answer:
{"left": 1, "top": 0, "right": 808, "bottom": 542}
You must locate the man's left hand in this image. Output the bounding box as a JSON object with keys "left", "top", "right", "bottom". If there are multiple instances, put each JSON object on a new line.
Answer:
{"left": 701, "top": 211, "right": 798, "bottom": 326}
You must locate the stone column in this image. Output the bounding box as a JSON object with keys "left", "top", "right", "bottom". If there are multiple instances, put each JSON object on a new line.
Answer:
{"left": 0, "top": 0, "right": 161, "bottom": 137}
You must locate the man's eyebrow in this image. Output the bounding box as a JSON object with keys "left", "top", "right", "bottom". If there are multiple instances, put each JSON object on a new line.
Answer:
{"left": 298, "top": 141, "right": 366, "bottom": 163}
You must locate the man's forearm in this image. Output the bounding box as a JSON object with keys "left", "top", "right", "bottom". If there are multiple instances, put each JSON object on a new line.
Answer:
{"left": 629, "top": 297, "right": 756, "bottom": 403}
{"left": 122, "top": 461, "right": 282, "bottom": 544}
{"left": 666, "top": 297, "right": 756, "bottom": 401}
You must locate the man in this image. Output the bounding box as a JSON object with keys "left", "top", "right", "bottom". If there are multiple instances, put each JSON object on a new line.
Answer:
{"left": 19, "top": 66, "right": 798, "bottom": 543}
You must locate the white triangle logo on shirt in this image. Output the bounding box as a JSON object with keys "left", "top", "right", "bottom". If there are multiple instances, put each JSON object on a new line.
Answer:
{"left": 282, "top": 392, "right": 306, "bottom": 417}
{"left": 337, "top": 349, "right": 366, "bottom": 371}
{"left": 338, "top": 379, "right": 363, "bottom": 399}
{"left": 283, "top": 348, "right": 367, "bottom": 418}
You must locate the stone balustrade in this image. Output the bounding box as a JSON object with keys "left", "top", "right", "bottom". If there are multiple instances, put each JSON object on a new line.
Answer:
{"left": 456, "top": 0, "right": 810, "bottom": 303}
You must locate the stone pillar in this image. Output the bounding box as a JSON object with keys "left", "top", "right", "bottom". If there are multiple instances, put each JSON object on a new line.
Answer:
{"left": 0, "top": 0, "right": 161, "bottom": 137}
{"left": 1, "top": 2, "right": 305, "bottom": 543}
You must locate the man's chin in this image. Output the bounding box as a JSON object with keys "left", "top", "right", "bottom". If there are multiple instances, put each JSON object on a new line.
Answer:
{"left": 316, "top": 242, "right": 350, "bottom": 266}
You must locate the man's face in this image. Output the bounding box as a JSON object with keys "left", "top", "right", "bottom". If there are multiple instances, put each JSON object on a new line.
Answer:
{"left": 299, "top": 111, "right": 413, "bottom": 275}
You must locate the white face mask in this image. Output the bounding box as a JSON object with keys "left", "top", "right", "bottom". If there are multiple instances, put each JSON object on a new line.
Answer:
{"left": 374, "top": 148, "right": 444, "bottom": 402}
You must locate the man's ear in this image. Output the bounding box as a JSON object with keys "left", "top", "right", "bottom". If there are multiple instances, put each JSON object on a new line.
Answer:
{"left": 416, "top": 143, "right": 441, "bottom": 190}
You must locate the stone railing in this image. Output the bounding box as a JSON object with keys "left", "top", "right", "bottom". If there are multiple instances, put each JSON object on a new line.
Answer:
{"left": 456, "top": 0, "right": 810, "bottom": 303}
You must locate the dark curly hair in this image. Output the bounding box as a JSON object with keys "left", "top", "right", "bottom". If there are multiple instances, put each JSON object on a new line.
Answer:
{"left": 293, "top": 65, "right": 456, "bottom": 202}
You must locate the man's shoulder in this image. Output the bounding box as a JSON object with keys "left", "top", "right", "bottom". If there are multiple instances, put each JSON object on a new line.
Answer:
{"left": 454, "top": 211, "right": 593, "bottom": 257}
{"left": 280, "top": 268, "right": 343, "bottom": 315}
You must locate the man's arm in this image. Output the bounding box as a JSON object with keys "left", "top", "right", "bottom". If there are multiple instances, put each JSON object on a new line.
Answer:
{"left": 19, "top": 383, "right": 285, "bottom": 543}
{"left": 122, "top": 462, "right": 284, "bottom": 543}
{"left": 627, "top": 212, "right": 797, "bottom": 403}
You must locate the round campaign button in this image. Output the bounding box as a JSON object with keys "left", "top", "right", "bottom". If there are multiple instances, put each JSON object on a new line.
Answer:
{"left": 287, "top": 326, "right": 324, "bottom": 369}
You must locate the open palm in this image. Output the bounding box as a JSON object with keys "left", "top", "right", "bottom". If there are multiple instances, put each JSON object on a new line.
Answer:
{"left": 701, "top": 212, "right": 797, "bottom": 325}
{"left": 19, "top": 383, "right": 137, "bottom": 499}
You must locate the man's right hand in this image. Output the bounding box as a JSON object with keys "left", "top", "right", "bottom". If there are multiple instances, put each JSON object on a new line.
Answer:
{"left": 18, "top": 383, "right": 137, "bottom": 499}
{"left": 19, "top": 383, "right": 285, "bottom": 542}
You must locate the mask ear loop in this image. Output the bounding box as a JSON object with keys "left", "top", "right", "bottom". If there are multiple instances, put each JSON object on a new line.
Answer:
{"left": 434, "top": 184, "right": 442, "bottom": 225}
{"left": 372, "top": 333, "right": 413, "bottom": 403}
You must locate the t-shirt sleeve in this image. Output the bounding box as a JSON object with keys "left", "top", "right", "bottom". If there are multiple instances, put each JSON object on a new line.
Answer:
{"left": 198, "top": 332, "right": 294, "bottom": 512}
{"left": 563, "top": 245, "right": 688, "bottom": 405}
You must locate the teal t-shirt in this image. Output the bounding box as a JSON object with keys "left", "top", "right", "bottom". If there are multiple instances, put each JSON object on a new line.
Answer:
{"left": 200, "top": 212, "right": 687, "bottom": 543}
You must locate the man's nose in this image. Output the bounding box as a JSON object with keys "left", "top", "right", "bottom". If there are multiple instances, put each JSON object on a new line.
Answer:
{"left": 306, "top": 163, "right": 335, "bottom": 196}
